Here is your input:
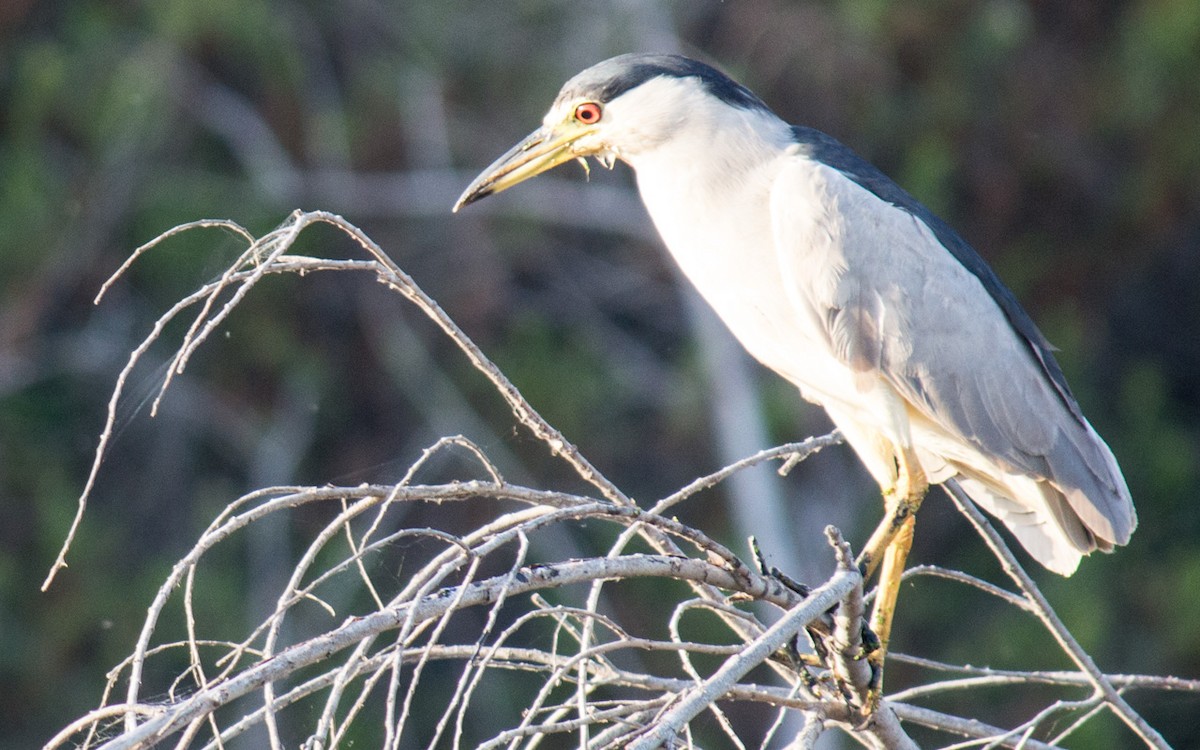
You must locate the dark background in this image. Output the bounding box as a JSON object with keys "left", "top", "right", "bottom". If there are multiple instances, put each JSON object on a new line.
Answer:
{"left": 2, "top": 1, "right": 1198, "bottom": 747}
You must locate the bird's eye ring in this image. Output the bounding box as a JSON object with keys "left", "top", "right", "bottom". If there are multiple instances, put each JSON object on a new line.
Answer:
{"left": 574, "top": 102, "right": 602, "bottom": 124}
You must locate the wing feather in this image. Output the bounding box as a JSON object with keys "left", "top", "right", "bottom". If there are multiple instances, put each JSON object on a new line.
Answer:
{"left": 770, "top": 147, "right": 1136, "bottom": 562}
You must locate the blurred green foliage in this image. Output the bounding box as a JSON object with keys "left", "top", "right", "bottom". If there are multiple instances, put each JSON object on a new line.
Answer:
{"left": 2, "top": 1, "right": 1199, "bottom": 747}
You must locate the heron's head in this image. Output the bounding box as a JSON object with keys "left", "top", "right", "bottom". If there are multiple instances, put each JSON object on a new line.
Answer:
{"left": 453, "top": 53, "right": 772, "bottom": 211}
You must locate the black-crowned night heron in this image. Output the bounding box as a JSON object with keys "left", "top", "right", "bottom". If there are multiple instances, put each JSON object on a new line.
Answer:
{"left": 454, "top": 53, "right": 1136, "bottom": 665}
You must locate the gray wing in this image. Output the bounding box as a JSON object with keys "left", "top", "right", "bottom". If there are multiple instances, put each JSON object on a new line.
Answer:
{"left": 778, "top": 131, "right": 1135, "bottom": 548}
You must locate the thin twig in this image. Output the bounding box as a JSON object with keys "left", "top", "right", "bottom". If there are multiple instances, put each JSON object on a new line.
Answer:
{"left": 944, "top": 479, "right": 1171, "bottom": 749}
{"left": 47, "top": 216, "right": 1189, "bottom": 750}
{"left": 627, "top": 535, "right": 867, "bottom": 750}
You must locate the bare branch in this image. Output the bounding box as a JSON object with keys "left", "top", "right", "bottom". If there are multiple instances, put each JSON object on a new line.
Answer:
{"left": 944, "top": 479, "right": 1172, "bottom": 749}
{"left": 627, "top": 547, "right": 862, "bottom": 749}
{"left": 46, "top": 215, "right": 1191, "bottom": 750}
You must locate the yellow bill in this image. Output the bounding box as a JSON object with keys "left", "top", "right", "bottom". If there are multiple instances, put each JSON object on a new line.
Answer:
{"left": 453, "top": 121, "right": 596, "bottom": 212}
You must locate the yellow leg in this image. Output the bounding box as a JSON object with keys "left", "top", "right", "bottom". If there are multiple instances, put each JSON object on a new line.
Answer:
{"left": 853, "top": 445, "right": 927, "bottom": 709}
{"left": 867, "top": 513, "right": 916, "bottom": 690}
{"left": 855, "top": 446, "right": 928, "bottom": 578}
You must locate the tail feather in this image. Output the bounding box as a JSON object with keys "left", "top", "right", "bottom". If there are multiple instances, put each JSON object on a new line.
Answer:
{"left": 953, "top": 474, "right": 1090, "bottom": 576}
{"left": 933, "top": 415, "right": 1135, "bottom": 577}
{"left": 1046, "top": 424, "right": 1137, "bottom": 546}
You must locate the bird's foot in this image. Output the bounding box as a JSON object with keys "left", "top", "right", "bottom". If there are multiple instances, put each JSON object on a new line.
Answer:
{"left": 856, "top": 451, "right": 928, "bottom": 579}
{"left": 749, "top": 535, "right": 812, "bottom": 597}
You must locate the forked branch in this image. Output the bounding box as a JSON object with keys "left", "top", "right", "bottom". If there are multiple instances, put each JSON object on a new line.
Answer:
{"left": 45, "top": 213, "right": 1191, "bottom": 749}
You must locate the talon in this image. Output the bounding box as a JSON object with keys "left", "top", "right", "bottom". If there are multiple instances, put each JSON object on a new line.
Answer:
{"left": 773, "top": 567, "right": 811, "bottom": 597}
{"left": 749, "top": 535, "right": 767, "bottom": 575}
{"left": 860, "top": 623, "right": 880, "bottom": 656}
{"left": 751, "top": 536, "right": 812, "bottom": 596}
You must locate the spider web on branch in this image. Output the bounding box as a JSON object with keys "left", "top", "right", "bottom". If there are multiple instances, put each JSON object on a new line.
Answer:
{"left": 44, "top": 211, "right": 1193, "bottom": 750}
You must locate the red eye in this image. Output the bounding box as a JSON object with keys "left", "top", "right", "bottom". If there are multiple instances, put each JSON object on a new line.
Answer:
{"left": 574, "top": 102, "right": 602, "bottom": 124}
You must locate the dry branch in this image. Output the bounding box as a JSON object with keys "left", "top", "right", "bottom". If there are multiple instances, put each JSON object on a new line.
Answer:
{"left": 45, "top": 213, "right": 1192, "bottom": 749}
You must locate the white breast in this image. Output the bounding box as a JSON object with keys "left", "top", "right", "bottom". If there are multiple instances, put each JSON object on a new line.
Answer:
{"left": 628, "top": 124, "right": 866, "bottom": 412}
{"left": 625, "top": 115, "right": 924, "bottom": 491}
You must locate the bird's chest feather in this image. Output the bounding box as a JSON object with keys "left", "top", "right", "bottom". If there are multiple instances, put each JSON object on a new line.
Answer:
{"left": 632, "top": 154, "right": 849, "bottom": 392}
